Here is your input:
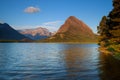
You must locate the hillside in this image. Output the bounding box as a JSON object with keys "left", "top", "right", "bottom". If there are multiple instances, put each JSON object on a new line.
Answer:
{"left": 0, "top": 23, "right": 31, "bottom": 42}
{"left": 41, "top": 16, "right": 97, "bottom": 42}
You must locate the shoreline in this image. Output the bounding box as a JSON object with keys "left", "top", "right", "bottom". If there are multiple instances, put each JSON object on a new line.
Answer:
{"left": 0, "top": 41, "right": 98, "bottom": 44}
{"left": 98, "top": 47, "right": 120, "bottom": 60}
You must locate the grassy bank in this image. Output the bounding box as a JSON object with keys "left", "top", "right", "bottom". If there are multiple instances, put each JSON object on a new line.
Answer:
{"left": 99, "top": 46, "right": 120, "bottom": 60}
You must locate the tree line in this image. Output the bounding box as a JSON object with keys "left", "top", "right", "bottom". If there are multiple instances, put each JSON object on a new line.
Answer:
{"left": 97, "top": 0, "right": 120, "bottom": 57}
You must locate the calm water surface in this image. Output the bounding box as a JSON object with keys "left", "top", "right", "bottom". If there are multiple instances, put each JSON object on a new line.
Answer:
{"left": 0, "top": 43, "right": 119, "bottom": 80}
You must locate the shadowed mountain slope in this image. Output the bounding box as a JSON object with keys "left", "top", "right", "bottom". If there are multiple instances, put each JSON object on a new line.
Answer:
{"left": 0, "top": 23, "right": 31, "bottom": 42}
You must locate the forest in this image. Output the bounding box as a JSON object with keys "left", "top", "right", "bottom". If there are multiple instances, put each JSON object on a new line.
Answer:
{"left": 97, "top": 0, "right": 120, "bottom": 59}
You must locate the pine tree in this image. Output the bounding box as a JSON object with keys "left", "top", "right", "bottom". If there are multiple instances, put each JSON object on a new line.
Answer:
{"left": 98, "top": 0, "right": 120, "bottom": 54}
{"left": 108, "top": 0, "right": 120, "bottom": 44}
{"left": 97, "top": 16, "right": 109, "bottom": 46}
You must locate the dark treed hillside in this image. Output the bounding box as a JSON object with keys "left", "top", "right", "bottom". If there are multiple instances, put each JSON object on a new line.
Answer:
{"left": 0, "top": 23, "right": 31, "bottom": 42}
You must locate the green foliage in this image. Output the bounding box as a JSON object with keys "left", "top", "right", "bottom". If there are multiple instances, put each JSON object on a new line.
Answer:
{"left": 107, "top": 47, "right": 115, "bottom": 52}
{"left": 97, "top": 16, "right": 108, "bottom": 35}
{"left": 97, "top": 16, "right": 110, "bottom": 47}
{"left": 110, "top": 29, "right": 120, "bottom": 37}
{"left": 114, "top": 53, "right": 120, "bottom": 60}
{"left": 108, "top": 44, "right": 120, "bottom": 53}
{"left": 98, "top": 0, "right": 120, "bottom": 57}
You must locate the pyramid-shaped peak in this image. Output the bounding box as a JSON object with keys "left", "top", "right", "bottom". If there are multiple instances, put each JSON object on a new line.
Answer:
{"left": 57, "top": 16, "right": 94, "bottom": 34}
{"left": 65, "top": 16, "right": 83, "bottom": 24}
{"left": 68, "top": 16, "right": 77, "bottom": 19}
{"left": 43, "top": 16, "right": 96, "bottom": 42}
{"left": 67, "top": 16, "right": 79, "bottom": 20}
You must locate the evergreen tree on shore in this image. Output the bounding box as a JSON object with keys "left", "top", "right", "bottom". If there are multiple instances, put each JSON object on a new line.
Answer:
{"left": 108, "top": 0, "right": 120, "bottom": 44}
{"left": 98, "top": 0, "right": 120, "bottom": 54}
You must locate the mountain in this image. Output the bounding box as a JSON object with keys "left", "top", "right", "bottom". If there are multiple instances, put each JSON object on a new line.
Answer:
{"left": 0, "top": 23, "right": 31, "bottom": 42}
{"left": 42, "top": 16, "right": 96, "bottom": 42}
{"left": 18, "top": 27, "right": 52, "bottom": 40}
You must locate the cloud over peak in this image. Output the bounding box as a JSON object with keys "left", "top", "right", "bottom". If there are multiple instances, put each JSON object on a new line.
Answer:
{"left": 41, "top": 21, "right": 63, "bottom": 32}
{"left": 24, "top": 6, "right": 40, "bottom": 13}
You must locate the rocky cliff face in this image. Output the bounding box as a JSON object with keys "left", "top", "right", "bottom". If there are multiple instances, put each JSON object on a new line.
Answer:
{"left": 18, "top": 27, "right": 52, "bottom": 40}
{"left": 44, "top": 16, "right": 96, "bottom": 42}
{"left": 0, "top": 23, "right": 30, "bottom": 41}
{"left": 57, "top": 16, "right": 94, "bottom": 37}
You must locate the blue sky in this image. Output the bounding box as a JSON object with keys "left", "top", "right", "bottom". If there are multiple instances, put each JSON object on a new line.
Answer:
{"left": 0, "top": 0, "right": 112, "bottom": 33}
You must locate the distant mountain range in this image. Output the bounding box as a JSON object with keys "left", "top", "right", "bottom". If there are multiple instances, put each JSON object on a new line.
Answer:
{"left": 0, "top": 16, "right": 97, "bottom": 42}
{"left": 42, "top": 16, "right": 97, "bottom": 42}
{"left": 0, "top": 23, "right": 31, "bottom": 42}
{"left": 18, "top": 27, "right": 52, "bottom": 40}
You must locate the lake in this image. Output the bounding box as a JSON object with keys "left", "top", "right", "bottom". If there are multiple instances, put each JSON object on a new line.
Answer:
{"left": 0, "top": 43, "right": 120, "bottom": 80}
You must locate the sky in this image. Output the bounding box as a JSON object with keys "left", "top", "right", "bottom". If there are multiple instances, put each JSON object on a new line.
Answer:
{"left": 0, "top": 0, "right": 112, "bottom": 33}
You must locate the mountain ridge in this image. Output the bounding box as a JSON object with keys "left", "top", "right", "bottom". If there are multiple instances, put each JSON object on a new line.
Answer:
{"left": 41, "top": 16, "right": 97, "bottom": 42}
{"left": 18, "top": 27, "right": 52, "bottom": 40}
{"left": 0, "top": 23, "right": 31, "bottom": 42}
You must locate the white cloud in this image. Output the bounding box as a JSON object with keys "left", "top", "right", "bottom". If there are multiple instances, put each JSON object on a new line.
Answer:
{"left": 24, "top": 6, "right": 40, "bottom": 13}
{"left": 40, "top": 21, "right": 64, "bottom": 32}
